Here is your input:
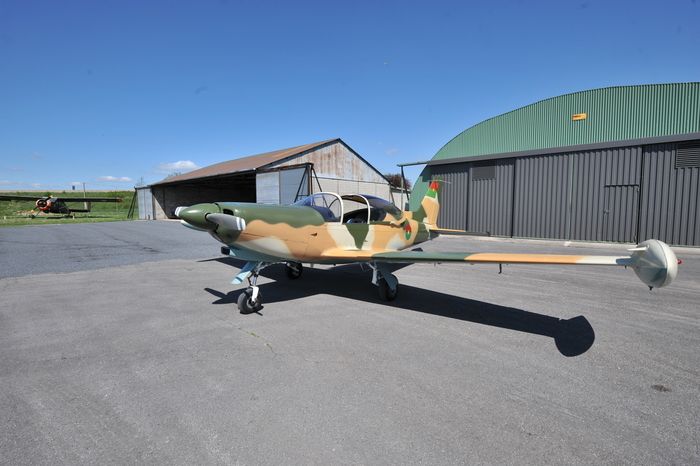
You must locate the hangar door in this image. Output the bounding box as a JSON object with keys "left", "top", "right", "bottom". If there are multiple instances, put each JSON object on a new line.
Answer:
{"left": 429, "top": 160, "right": 513, "bottom": 235}
{"left": 430, "top": 163, "right": 468, "bottom": 230}
{"left": 638, "top": 142, "right": 700, "bottom": 246}
{"left": 136, "top": 187, "right": 154, "bottom": 220}
{"left": 467, "top": 160, "right": 513, "bottom": 236}
{"left": 256, "top": 166, "right": 310, "bottom": 204}
{"left": 514, "top": 147, "right": 643, "bottom": 242}
{"left": 602, "top": 185, "right": 639, "bottom": 243}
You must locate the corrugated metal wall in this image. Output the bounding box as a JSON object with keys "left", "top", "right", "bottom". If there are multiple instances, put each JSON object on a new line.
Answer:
{"left": 569, "top": 147, "right": 642, "bottom": 242}
{"left": 256, "top": 172, "right": 280, "bottom": 204}
{"left": 639, "top": 143, "right": 700, "bottom": 246}
{"left": 279, "top": 167, "right": 308, "bottom": 204}
{"left": 430, "top": 163, "right": 469, "bottom": 230}
{"left": 136, "top": 187, "right": 154, "bottom": 220}
{"left": 469, "top": 160, "right": 513, "bottom": 236}
{"left": 433, "top": 141, "right": 700, "bottom": 246}
{"left": 511, "top": 147, "right": 644, "bottom": 242}
{"left": 513, "top": 154, "right": 571, "bottom": 239}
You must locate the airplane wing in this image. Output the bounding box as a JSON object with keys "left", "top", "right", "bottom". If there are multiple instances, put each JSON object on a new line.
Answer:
{"left": 55, "top": 197, "right": 122, "bottom": 202}
{"left": 0, "top": 195, "right": 121, "bottom": 202}
{"left": 372, "top": 250, "right": 629, "bottom": 265}
{"left": 429, "top": 227, "right": 489, "bottom": 236}
{"left": 0, "top": 195, "right": 42, "bottom": 201}
{"left": 369, "top": 239, "right": 678, "bottom": 289}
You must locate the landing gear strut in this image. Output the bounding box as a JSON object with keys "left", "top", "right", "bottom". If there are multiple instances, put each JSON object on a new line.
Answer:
{"left": 238, "top": 271, "right": 263, "bottom": 314}
{"left": 232, "top": 262, "right": 275, "bottom": 314}
{"left": 232, "top": 261, "right": 303, "bottom": 313}
{"left": 285, "top": 262, "right": 303, "bottom": 279}
{"left": 371, "top": 262, "right": 399, "bottom": 301}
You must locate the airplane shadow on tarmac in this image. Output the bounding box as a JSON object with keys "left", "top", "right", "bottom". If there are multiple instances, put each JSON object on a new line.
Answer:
{"left": 201, "top": 257, "right": 595, "bottom": 357}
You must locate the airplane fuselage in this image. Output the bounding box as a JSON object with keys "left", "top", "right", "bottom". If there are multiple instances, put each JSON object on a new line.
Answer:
{"left": 191, "top": 202, "right": 432, "bottom": 264}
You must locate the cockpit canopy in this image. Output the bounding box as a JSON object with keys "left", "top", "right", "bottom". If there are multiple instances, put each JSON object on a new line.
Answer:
{"left": 293, "top": 192, "right": 403, "bottom": 223}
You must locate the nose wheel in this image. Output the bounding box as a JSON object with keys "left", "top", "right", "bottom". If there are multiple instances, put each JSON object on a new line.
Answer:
{"left": 237, "top": 287, "right": 263, "bottom": 314}
{"left": 237, "top": 270, "right": 263, "bottom": 314}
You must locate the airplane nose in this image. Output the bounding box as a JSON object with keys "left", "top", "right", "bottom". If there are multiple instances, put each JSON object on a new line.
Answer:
{"left": 176, "top": 203, "right": 220, "bottom": 230}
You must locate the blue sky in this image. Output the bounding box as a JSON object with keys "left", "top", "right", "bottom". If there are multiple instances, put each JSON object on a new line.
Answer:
{"left": 1, "top": 0, "right": 698, "bottom": 191}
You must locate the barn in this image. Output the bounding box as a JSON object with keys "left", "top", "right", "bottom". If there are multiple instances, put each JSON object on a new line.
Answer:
{"left": 410, "top": 83, "right": 700, "bottom": 246}
{"left": 139, "top": 139, "right": 393, "bottom": 220}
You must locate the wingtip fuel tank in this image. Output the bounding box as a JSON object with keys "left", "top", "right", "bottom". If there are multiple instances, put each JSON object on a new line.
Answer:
{"left": 629, "top": 239, "right": 679, "bottom": 289}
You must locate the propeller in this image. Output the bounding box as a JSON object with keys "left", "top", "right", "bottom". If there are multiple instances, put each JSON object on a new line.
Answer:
{"left": 179, "top": 220, "right": 208, "bottom": 231}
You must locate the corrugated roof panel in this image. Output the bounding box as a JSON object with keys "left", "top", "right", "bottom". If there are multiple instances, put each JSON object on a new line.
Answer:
{"left": 152, "top": 139, "right": 338, "bottom": 186}
{"left": 410, "top": 83, "right": 700, "bottom": 210}
{"left": 432, "top": 83, "right": 700, "bottom": 161}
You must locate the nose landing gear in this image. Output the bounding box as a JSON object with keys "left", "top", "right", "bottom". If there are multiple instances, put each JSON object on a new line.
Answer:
{"left": 233, "top": 262, "right": 272, "bottom": 314}
{"left": 237, "top": 286, "right": 263, "bottom": 314}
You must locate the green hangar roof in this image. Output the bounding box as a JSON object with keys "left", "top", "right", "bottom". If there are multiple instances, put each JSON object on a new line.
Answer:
{"left": 430, "top": 82, "right": 700, "bottom": 165}
{"left": 408, "top": 83, "right": 700, "bottom": 210}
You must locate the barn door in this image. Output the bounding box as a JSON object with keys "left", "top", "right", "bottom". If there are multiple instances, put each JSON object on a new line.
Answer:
{"left": 602, "top": 185, "right": 639, "bottom": 243}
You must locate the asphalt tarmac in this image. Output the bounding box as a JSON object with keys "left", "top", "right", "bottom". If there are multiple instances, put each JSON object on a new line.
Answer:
{"left": 1, "top": 221, "right": 699, "bottom": 464}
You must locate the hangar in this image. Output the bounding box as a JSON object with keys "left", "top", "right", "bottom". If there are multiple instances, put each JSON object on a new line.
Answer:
{"left": 140, "top": 139, "right": 393, "bottom": 220}
{"left": 410, "top": 83, "right": 700, "bottom": 246}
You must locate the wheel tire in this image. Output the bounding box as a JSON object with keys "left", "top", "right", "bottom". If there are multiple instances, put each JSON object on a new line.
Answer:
{"left": 237, "top": 288, "right": 262, "bottom": 314}
{"left": 377, "top": 278, "right": 398, "bottom": 301}
{"left": 285, "top": 262, "right": 303, "bottom": 279}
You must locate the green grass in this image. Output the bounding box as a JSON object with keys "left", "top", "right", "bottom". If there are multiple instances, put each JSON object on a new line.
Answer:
{"left": 0, "top": 190, "right": 137, "bottom": 227}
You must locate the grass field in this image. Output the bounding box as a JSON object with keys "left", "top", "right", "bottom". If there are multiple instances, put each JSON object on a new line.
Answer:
{"left": 0, "top": 190, "right": 137, "bottom": 227}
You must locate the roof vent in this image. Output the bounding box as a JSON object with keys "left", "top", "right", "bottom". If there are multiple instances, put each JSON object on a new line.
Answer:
{"left": 472, "top": 164, "right": 496, "bottom": 180}
{"left": 676, "top": 141, "right": 700, "bottom": 168}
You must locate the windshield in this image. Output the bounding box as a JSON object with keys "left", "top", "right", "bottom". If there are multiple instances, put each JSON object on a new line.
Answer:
{"left": 364, "top": 195, "right": 403, "bottom": 220}
{"left": 294, "top": 193, "right": 402, "bottom": 223}
{"left": 293, "top": 193, "right": 342, "bottom": 222}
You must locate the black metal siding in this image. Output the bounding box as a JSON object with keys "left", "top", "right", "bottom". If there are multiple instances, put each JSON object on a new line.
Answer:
{"left": 432, "top": 140, "right": 699, "bottom": 246}
{"left": 639, "top": 143, "right": 700, "bottom": 246}
{"left": 430, "top": 163, "right": 469, "bottom": 230}
{"left": 468, "top": 160, "right": 513, "bottom": 236}
{"left": 569, "top": 147, "right": 642, "bottom": 242}
{"left": 513, "top": 154, "right": 570, "bottom": 239}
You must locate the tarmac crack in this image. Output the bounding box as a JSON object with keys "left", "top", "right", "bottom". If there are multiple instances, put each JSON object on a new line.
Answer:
{"left": 235, "top": 327, "right": 277, "bottom": 356}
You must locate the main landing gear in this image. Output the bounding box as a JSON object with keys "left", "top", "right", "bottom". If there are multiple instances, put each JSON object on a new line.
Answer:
{"left": 370, "top": 262, "right": 399, "bottom": 301}
{"left": 234, "top": 260, "right": 398, "bottom": 313}
{"left": 285, "top": 261, "right": 303, "bottom": 279}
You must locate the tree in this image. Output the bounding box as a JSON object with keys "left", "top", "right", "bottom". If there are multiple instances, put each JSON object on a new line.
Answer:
{"left": 383, "top": 173, "right": 412, "bottom": 190}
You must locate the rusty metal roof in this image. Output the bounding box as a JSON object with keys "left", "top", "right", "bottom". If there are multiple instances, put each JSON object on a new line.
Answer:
{"left": 152, "top": 139, "right": 338, "bottom": 186}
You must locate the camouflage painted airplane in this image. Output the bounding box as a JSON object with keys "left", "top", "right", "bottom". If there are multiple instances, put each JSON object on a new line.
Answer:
{"left": 176, "top": 181, "right": 679, "bottom": 313}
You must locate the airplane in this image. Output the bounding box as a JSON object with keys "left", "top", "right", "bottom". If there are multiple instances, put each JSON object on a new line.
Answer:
{"left": 0, "top": 194, "right": 122, "bottom": 216}
{"left": 175, "top": 180, "right": 680, "bottom": 314}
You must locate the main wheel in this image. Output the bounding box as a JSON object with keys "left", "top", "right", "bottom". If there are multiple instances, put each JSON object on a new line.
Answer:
{"left": 285, "top": 262, "right": 303, "bottom": 279}
{"left": 377, "top": 277, "right": 398, "bottom": 301}
{"left": 237, "top": 288, "right": 263, "bottom": 314}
